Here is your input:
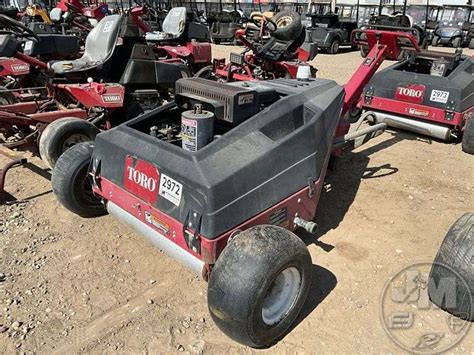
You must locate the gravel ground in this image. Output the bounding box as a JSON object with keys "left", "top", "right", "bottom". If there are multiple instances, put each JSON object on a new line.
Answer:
{"left": 0, "top": 44, "right": 473, "bottom": 354}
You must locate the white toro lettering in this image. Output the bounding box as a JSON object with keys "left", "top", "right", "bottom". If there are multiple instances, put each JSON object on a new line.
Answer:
{"left": 398, "top": 87, "right": 423, "bottom": 98}
{"left": 127, "top": 166, "right": 157, "bottom": 192}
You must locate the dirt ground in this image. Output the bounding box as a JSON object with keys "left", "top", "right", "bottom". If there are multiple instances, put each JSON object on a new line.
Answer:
{"left": 0, "top": 45, "right": 473, "bottom": 354}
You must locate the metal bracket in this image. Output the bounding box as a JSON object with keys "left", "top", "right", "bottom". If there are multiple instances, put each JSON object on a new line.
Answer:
{"left": 445, "top": 100, "right": 456, "bottom": 121}
{"left": 88, "top": 157, "right": 101, "bottom": 189}
{"left": 183, "top": 210, "right": 202, "bottom": 254}
{"left": 364, "top": 87, "right": 374, "bottom": 104}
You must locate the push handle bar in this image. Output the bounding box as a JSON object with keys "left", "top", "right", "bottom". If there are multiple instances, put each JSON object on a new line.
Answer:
{"left": 351, "top": 29, "right": 421, "bottom": 52}
{"left": 342, "top": 29, "right": 421, "bottom": 116}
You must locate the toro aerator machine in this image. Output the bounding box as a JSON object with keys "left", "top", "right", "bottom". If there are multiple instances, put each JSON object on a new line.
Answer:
{"left": 354, "top": 47, "right": 474, "bottom": 154}
{"left": 52, "top": 30, "right": 420, "bottom": 347}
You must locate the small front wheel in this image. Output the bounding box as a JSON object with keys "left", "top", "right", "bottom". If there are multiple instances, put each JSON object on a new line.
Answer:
{"left": 208, "top": 225, "right": 312, "bottom": 348}
{"left": 52, "top": 142, "right": 107, "bottom": 218}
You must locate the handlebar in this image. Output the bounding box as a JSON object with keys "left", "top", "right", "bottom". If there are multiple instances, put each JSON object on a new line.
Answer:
{"left": 351, "top": 29, "right": 421, "bottom": 57}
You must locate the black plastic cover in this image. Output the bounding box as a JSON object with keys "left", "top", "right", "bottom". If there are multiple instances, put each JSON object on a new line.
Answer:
{"left": 364, "top": 55, "right": 474, "bottom": 113}
{"left": 92, "top": 78, "right": 344, "bottom": 239}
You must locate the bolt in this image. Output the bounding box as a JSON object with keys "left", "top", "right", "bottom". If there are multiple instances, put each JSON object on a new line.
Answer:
{"left": 188, "top": 222, "right": 192, "bottom": 228}
{"left": 297, "top": 198, "right": 302, "bottom": 203}
{"left": 193, "top": 212, "right": 197, "bottom": 218}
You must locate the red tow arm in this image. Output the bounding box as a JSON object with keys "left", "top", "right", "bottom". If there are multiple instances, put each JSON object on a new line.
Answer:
{"left": 342, "top": 30, "right": 421, "bottom": 116}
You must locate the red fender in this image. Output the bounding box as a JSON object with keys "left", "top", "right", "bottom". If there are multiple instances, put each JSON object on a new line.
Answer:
{"left": 0, "top": 58, "right": 30, "bottom": 77}
{"left": 58, "top": 82, "right": 125, "bottom": 109}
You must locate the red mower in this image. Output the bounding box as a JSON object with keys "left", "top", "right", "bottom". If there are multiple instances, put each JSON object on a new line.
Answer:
{"left": 352, "top": 37, "right": 474, "bottom": 155}
{"left": 52, "top": 30, "right": 419, "bottom": 347}
{"left": 0, "top": 13, "right": 190, "bottom": 171}
{"left": 0, "top": 14, "right": 81, "bottom": 92}
{"left": 196, "top": 11, "right": 318, "bottom": 81}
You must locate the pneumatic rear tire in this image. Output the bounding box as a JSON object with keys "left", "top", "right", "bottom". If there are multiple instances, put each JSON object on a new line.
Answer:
{"left": 272, "top": 11, "right": 302, "bottom": 42}
{"left": 428, "top": 213, "right": 474, "bottom": 321}
{"left": 208, "top": 225, "right": 312, "bottom": 348}
{"left": 462, "top": 118, "right": 474, "bottom": 155}
{"left": 52, "top": 142, "right": 107, "bottom": 218}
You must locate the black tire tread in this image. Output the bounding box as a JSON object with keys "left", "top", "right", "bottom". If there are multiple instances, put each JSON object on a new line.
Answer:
{"left": 272, "top": 11, "right": 302, "bottom": 42}
{"left": 462, "top": 118, "right": 474, "bottom": 155}
{"left": 428, "top": 213, "right": 474, "bottom": 321}
{"left": 52, "top": 142, "right": 106, "bottom": 218}
{"left": 208, "top": 225, "right": 311, "bottom": 348}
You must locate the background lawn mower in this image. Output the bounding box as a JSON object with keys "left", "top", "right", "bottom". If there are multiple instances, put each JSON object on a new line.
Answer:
{"left": 0, "top": 13, "right": 190, "bottom": 170}
{"left": 0, "top": 14, "right": 81, "bottom": 93}
{"left": 196, "top": 10, "right": 318, "bottom": 82}
{"left": 142, "top": 6, "right": 212, "bottom": 75}
{"left": 354, "top": 46, "right": 474, "bottom": 155}
{"left": 51, "top": 29, "right": 419, "bottom": 348}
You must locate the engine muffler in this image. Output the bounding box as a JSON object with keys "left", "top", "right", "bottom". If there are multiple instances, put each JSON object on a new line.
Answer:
{"left": 368, "top": 111, "right": 451, "bottom": 141}
{"left": 107, "top": 202, "right": 205, "bottom": 276}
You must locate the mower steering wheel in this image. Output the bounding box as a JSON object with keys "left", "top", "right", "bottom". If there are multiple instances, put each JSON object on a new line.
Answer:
{"left": 250, "top": 14, "right": 277, "bottom": 33}
{"left": 0, "top": 14, "right": 39, "bottom": 42}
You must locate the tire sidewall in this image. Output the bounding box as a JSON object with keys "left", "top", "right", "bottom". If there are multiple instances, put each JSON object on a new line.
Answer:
{"left": 39, "top": 117, "right": 99, "bottom": 169}
{"left": 208, "top": 225, "right": 312, "bottom": 348}
{"left": 52, "top": 141, "right": 106, "bottom": 217}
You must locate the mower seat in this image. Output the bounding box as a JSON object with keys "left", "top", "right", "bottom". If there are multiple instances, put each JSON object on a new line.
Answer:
{"left": 145, "top": 7, "right": 186, "bottom": 42}
{"left": 48, "top": 14, "right": 122, "bottom": 74}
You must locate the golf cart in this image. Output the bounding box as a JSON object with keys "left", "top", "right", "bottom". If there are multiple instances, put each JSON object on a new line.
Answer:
{"left": 470, "top": 10, "right": 474, "bottom": 48}
{"left": 51, "top": 29, "right": 419, "bottom": 348}
{"left": 355, "top": 47, "right": 474, "bottom": 154}
{"left": 406, "top": 4, "right": 441, "bottom": 43}
{"left": 359, "top": 0, "right": 425, "bottom": 58}
{"left": 304, "top": 0, "right": 358, "bottom": 54}
{"left": 208, "top": 0, "right": 242, "bottom": 44}
{"left": 432, "top": 5, "right": 473, "bottom": 47}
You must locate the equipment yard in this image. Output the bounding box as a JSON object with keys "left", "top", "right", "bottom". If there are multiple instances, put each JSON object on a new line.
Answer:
{"left": 0, "top": 45, "right": 472, "bottom": 353}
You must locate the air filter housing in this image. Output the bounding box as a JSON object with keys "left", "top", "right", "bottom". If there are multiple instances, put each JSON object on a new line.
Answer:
{"left": 175, "top": 78, "right": 277, "bottom": 125}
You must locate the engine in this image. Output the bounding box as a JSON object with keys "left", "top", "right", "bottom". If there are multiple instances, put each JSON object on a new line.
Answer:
{"left": 137, "top": 78, "right": 279, "bottom": 152}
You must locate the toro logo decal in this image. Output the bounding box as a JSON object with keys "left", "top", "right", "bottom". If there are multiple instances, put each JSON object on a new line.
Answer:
{"left": 394, "top": 84, "right": 425, "bottom": 104}
{"left": 10, "top": 63, "right": 29, "bottom": 73}
{"left": 124, "top": 156, "right": 159, "bottom": 204}
{"left": 102, "top": 94, "right": 122, "bottom": 103}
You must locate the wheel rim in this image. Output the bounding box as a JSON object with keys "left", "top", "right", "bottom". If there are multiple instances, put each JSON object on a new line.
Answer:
{"left": 276, "top": 16, "right": 293, "bottom": 28}
{"left": 333, "top": 42, "right": 339, "bottom": 53}
{"left": 262, "top": 267, "right": 302, "bottom": 326}
{"left": 61, "top": 133, "right": 90, "bottom": 152}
